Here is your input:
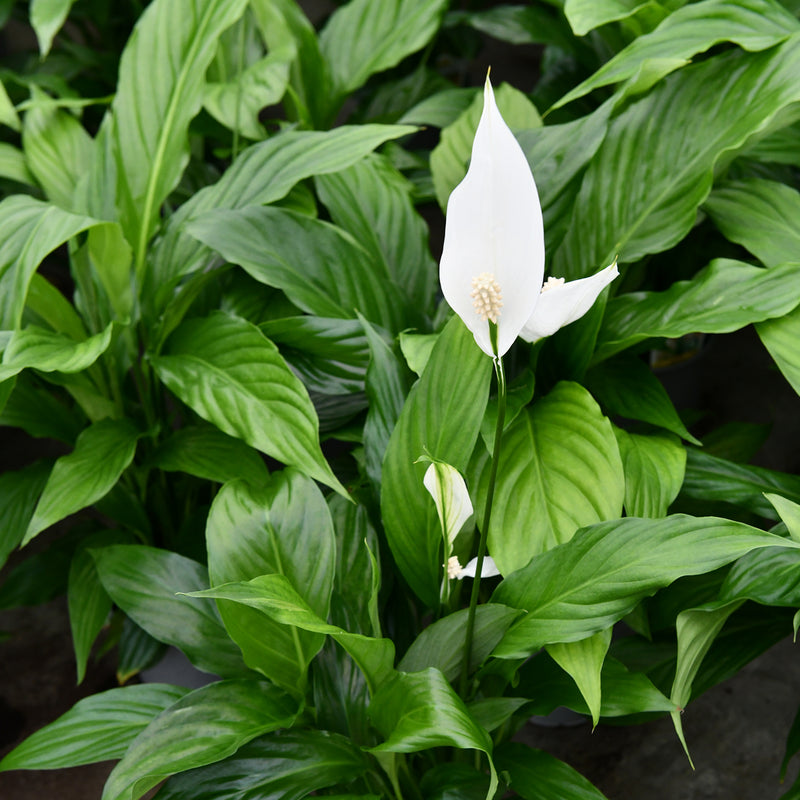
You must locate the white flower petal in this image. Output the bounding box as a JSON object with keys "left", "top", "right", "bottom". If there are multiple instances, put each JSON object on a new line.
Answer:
{"left": 440, "top": 75, "right": 545, "bottom": 357}
{"left": 423, "top": 461, "right": 473, "bottom": 545}
{"left": 519, "top": 261, "right": 619, "bottom": 343}
{"left": 456, "top": 555, "right": 501, "bottom": 579}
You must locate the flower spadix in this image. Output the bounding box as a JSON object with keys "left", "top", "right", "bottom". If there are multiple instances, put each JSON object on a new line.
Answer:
{"left": 440, "top": 75, "right": 545, "bottom": 357}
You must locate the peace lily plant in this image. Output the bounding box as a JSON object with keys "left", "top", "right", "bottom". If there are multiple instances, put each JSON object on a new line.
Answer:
{"left": 5, "top": 2, "right": 800, "bottom": 799}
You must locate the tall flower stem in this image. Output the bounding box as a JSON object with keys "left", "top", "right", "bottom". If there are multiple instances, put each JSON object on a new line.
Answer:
{"left": 459, "top": 352, "right": 507, "bottom": 699}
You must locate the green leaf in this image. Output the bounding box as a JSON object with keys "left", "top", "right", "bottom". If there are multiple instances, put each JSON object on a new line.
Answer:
{"left": 0, "top": 460, "right": 50, "bottom": 571}
{"left": 186, "top": 206, "right": 409, "bottom": 334}
{"left": 431, "top": 82, "right": 542, "bottom": 210}
{"left": 155, "top": 729, "right": 370, "bottom": 800}
{"left": 451, "top": 5, "right": 574, "bottom": 48}
{"left": 0, "top": 142, "right": 34, "bottom": 186}
{"left": 0, "top": 79, "right": 21, "bottom": 132}
{"left": 766, "top": 493, "right": 800, "bottom": 542}
{"left": 148, "top": 124, "right": 416, "bottom": 314}
{"left": 553, "top": 37, "right": 800, "bottom": 279}
{"left": 564, "top": 0, "right": 674, "bottom": 36}
{"left": 614, "top": 428, "right": 686, "bottom": 517}
{"left": 381, "top": 316, "right": 492, "bottom": 608}
{"left": 109, "top": 0, "right": 249, "bottom": 266}
{"left": 398, "top": 87, "right": 477, "bottom": 128}
{"left": 0, "top": 323, "right": 113, "bottom": 383}
{"left": 316, "top": 154, "right": 436, "bottom": 319}
{"left": 101, "top": 680, "right": 297, "bottom": 800}
{"left": 319, "top": 0, "right": 447, "bottom": 98}
{"left": 151, "top": 312, "right": 345, "bottom": 497}
{"left": 369, "top": 668, "right": 497, "bottom": 798}
{"left": 0, "top": 195, "right": 109, "bottom": 329}
{"left": 720, "top": 547, "right": 800, "bottom": 607}
{"left": 494, "top": 742, "right": 609, "bottom": 800}
{"left": 23, "top": 419, "right": 141, "bottom": 545}
{"left": 681, "top": 449, "right": 800, "bottom": 519}
{"left": 22, "top": 89, "right": 93, "bottom": 209}
{"left": 117, "top": 617, "right": 167, "bottom": 685}
{"left": 150, "top": 426, "right": 269, "bottom": 487}
{"left": 0, "top": 684, "right": 189, "bottom": 771}
{"left": 30, "top": 0, "right": 76, "bottom": 55}
{"left": 399, "top": 605, "right": 521, "bottom": 682}
{"left": 596, "top": 260, "right": 800, "bottom": 361}
{"left": 205, "top": 474, "right": 334, "bottom": 694}
{"left": 758, "top": 307, "right": 800, "bottom": 397}
{"left": 87, "top": 224, "right": 134, "bottom": 322}
{"left": 492, "top": 515, "right": 800, "bottom": 658}
{"left": 24, "top": 272, "right": 87, "bottom": 340}
{"left": 472, "top": 382, "right": 624, "bottom": 576}
{"left": 92, "top": 544, "right": 251, "bottom": 679}
{"left": 585, "top": 355, "right": 700, "bottom": 444}
{"left": 555, "top": 0, "right": 798, "bottom": 109}
{"left": 546, "top": 628, "right": 612, "bottom": 728}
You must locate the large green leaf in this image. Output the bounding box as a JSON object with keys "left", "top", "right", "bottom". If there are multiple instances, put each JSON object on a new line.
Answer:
{"left": 0, "top": 684, "right": 189, "bottom": 771}
{"left": 494, "top": 742, "right": 609, "bottom": 800}
{"left": 0, "top": 195, "right": 108, "bottom": 329}
{"left": 0, "top": 460, "right": 50, "bottom": 570}
{"left": 492, "top": 515, "right": 800, "bottom": 658}
{"left": 150, "top": 312, "right": 345, "bottom": 496}
{"left": 23, "top": 419, "right": 141, "bottom": 545}
{"left": 0, "top": 323, "right": 113, "bottom": 383}
{"left": 186, "top": 207, "right": 408, "bottom": 333}
{"left": 148, "top": 124, "right": 415, "bottom": 314}
{"left": 721, "top": 547, "right": 800, "bottom": 606}
{"left": 595, "top": 260, "right": 800, "bottom": 361}
{"left": 205, "top": 474, "right": 334, "bottom": 695}
{"left": 555, "top": 0, "right": 798, "bottom": 110}
{"left": 319, "top": 0, "right": 447, "bottom": 98}
{"left": 681, "top": 449, "right": 800, "bottom": 518}
{"left": 155, "top": 729, "right": 370, "bottom": 800}
{"left": 92, "top": 544, "right": 251, "bottom": 678}
{"left": 381, "top": 316, "right": 491, "bottom": 608}
{"left": 471, "top": 382, "right": 624, "bottom": 576}
{"left": 553, "top": 36, "right": 800, "bottom": 279}
{"left": 101, "top": 680, "right": 297, "bottom": 800}
{"left": 614, "top": 428, "right": 686, "bottom": 517}
{"left": 109, "top": 0, "right": 249, "bottom": 266}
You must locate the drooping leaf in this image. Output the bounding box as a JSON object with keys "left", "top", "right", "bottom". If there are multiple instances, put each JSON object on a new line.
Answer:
{"left": 23, "top": 419, "right": 142, "bottom": 545}
{"left": 205, "top": 474, "right": 334, "bottom": 695}
{"left": 92, "top": 544, "right": 251, "bottom": 679}
{"left": 101, "top": 680, "right": 297, "bottom": 800}
{"left": 381, "top": 316, "right": 491, "bottom": 608}
{"left": 492, "top": 515, "right": 800, "bottom": 658}
{"left": 151, "top": 312, "right": 345, "bottom": 497}
{"left": 30, "top": 0, "right": 76, "bottom": 55}
{"left": 0, "top": 684, "right": 189, "bottom": 772}
{"left": 471, "top": 382, "right": 624, "bottom": 576}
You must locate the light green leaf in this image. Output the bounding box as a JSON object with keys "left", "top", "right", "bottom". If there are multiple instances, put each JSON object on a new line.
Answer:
{"left": 381, "top": 316, "right": 492, "bottom": 608}
{"left": 614, "top": 428, "right": 686, "bottom": 517}
{"left": 155, "top": 729, "right": 370, "bottom": 800}
{"left": 596, "top": 260, "right": 800, "bottom": 361}
{"left": 564, "top": 0, "right": 676, "bottom": 36}
{"left": 472, "top": 382, "right": 624, "bottom": 576}
{"left": 758, "top": 307, "right": 800, "bottom": 397}
{"left": 87, "top": 224, "right": 133, "bottom": 322}
{"left": 0, "top": 684, "right": 189, "bottom": 771}
{"left": 0, "top": 460, "right": 50, "bottom": 571}
{"left": 451, "top": 5, "right": 575, "bottom": 48}
{"left": 23, "top": 88, "right": 93, "bottom": 209}
{"left": 101, "top": 680, "right": 297, "bottom": 800}
{"left": 205, "top": 474, "right": 334, "bottom": 694}
{"left": 495, "top": 742, "right": 610, "bottom": 800}
{"left": 682, "top": 449, "right": 800, "bottom": 519}
{"left": 431, "top": 82, "right": 542, "bottom": 210}
{"left": 319, "top": 0, "right": 447, "bottom": 97}
{"left": 151, "top": 312, "right": 345, "bottom": 497}
{"left": 398, "top": 87, "right": 477, "bottom": 128}
{"left": 0, "top": 195, "right": 108, "bottom": 329}
{"left": 23, "top": 419, "right": 141, "bottom": 545}
{"left": 315, "top": 153, "right": 436, "bottom": 318}
{"left": 492, "top": 515, "right": 800, "bottom": 658}
{"left": 109, "top": 0, "right": 249, "bottom": 267}
{"left": 92, "top": 544, "right": 251, "bottom": 679}
{"left": 25, "top": 272, "right": 87, "bottom": 340}
{"left": 555, "top": 0, "right": 798, "bottom": 109}
{"left": 554, "top": 37, "right": 800, "bottom": 279}
{"left": 0, "top": 323, "right": 113, "bottom": 383}
{"left": 398, "top": 605, "right": 521, "bottom": 682}
{"left": 148, "top": 124, "right": 416, "bottom": 314}
{"left": 30, "top": 0, "right": 76, "bottom": 55}
{"left": 150, "top": 426, "right": 268, "bottom": 486}
{"left": 546, "top": 628, "right": 612, "bottom": 728}
{"left": 0, "top": 142, "right": 34, "bottom": 186}
{"left": 585, "top": 355, "right": 700, "bottom": 444}
{"left": 399, "top": 331, "right": 438, "bottom": 377}
{"left": 766, "top": 493, "right": 800, "bottom": 543}
{"left": 0, "top": 79, "right": 21, "bottom": 131}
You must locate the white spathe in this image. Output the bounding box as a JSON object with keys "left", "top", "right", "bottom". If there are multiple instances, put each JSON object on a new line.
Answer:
{"left": 455, "top": 555, "right": 501, "bottom": 579}
{"left": 439, "top": 75, "right": 545, "bottom": 357}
